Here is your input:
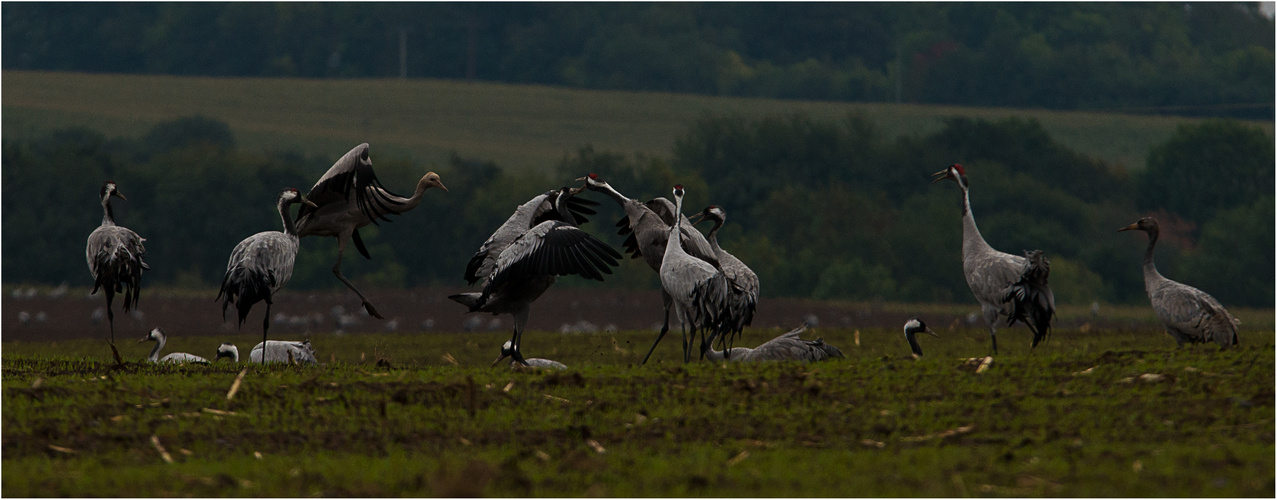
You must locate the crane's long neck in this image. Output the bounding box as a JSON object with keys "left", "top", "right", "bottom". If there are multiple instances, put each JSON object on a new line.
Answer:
{"left": 905, "top": 331, "right": 923, "bottom": 357}
{"left": 594, "top": 182, "right": 632, "bottom": 208}
{"left": 1141, "top": 228, "right": 1164, "bottom": 286}
{"left": 148, "top": 336, "right": 164, "bottom": 362}
{"left": 278, "top": 200, "right": 299, "bottom": 238}
{"left": 959, "top": 185, "right": 994, "bottom": 256}
{"left": 378, "top": 177, "right": 433, "bottom": 214}
{"left": 663, "top": 196, "right": 685, "bottom": 259}
{"left": 101, "top": 195, "right": 117, "bottom": 226}
{"left": 706, "top": 218, "right": 724, "bottom": 250}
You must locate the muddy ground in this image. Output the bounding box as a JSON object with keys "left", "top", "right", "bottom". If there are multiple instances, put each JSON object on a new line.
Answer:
{"left": 2, "top": 286, "right": 1008, "bottom": 343}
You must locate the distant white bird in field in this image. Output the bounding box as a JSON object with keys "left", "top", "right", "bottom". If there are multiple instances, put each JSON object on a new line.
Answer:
{"left": 294, "top": 143, "right": 447, "bottom": 319}
{"left": 139, "top": 327, "right": 210, "bottom": 364}
{"left": 703, "top": 324, "right": 844, "bottom": 363}
{"left": 492, "top": 340, "right": 567, "bottom": 370}
{"left": 213, "top": 340, "right": 318, "bottom": 365}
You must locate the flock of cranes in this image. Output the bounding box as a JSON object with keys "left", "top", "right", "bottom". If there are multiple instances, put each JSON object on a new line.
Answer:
{"left": 84, "top": 148, "right": 1243, "bottom": 368}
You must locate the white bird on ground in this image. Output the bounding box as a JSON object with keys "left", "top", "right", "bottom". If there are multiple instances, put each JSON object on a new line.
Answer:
{"left": 703, "top": 324, "right": 844, "bottom": 363}
{"left": 139, "top": 327, "right": 210, "bottom": 364}
{"left": 213, "top": 340, "right": 318, "bottom": 365}
{"left": 294, "top": 143, "right": 447, "bottom": 319}
{"left": 492, "top": 340, "right": 566, "bottom": 370}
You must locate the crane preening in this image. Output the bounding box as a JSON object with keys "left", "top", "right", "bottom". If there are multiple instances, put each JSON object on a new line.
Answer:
{"left": 932, "top": 164, "right": 1055, "bottom": 354}
{"left": 450, "top": 186, "right": 622, "bottom": 366}
{"left": 216, "top": 188, "right": 316, "bottom": 364}
{"left": 1119, "top": 217, "right": 1239, "bottom": 347}
{"left": 295, "top": 143, "right": 448, "bottom": 319}
{"left": 86, "top": 181, "right": 150, "bottom": 362}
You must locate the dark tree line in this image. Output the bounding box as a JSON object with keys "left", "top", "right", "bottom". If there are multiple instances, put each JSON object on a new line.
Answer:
{"left": 3, "top": 2, "right": 1273, "bottom": 119}
{"left": 4, "top": 114, "right": 1271, "bottom": 307}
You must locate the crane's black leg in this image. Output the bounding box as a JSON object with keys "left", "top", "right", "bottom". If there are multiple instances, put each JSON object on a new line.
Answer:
{"left": 262, "top": 298, "right": 271, "bottom": 365}
{"left": 332, "top": 245, "right": 385, "bottom": 319}
{"left": 640, "top": 306, "right": 672, "bottom": 365}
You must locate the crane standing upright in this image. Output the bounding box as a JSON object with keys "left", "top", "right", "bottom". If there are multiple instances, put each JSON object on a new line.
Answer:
{"left": 690, "top": 205, "right": 759, "bottom": 346}
{"left": 659, "top": 185, "right": 730, "bottom": 362}
{"left": 450, "top": 186, "right": 621, "bottom": 365}
{"left": 216, "top": 188, "right": 316, "bottom": 364}
{"left": 86, "top": 181, "right": 149, "bottom": 358}
{"left": 1119, "top": 216, "right": 1239, "bottom": 347}
{"left": 932, "top": 164, "right": 1055, "bottom": 354}
{"left": 295, "top": 143, "right": 448, "bottom": 319}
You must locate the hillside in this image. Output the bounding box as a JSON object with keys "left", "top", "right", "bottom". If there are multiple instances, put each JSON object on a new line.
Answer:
{"left": 4, "top": 70, "right": 1261, "bottom": 172}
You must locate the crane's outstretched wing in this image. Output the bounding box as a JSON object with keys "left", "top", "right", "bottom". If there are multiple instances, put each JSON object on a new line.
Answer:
{"left": 296, "top": 143, "right": 405, "bottom": 225}
{"left": 480, "top": 221, "right": 622, "bottom": 300}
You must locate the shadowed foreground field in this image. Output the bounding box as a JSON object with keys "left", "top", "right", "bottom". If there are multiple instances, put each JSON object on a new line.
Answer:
{"left": 3, "top": 324, "right": 1273, "bottom": 497}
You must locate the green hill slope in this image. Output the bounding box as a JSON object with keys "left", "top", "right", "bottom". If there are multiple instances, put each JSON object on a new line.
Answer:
{"left": 5, "top": 70, "right": 1261, "bottom": 171}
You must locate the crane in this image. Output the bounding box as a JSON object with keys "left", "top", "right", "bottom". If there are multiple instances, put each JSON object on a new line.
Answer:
{"left": 216, "top": 188, "right": 316, "bottom": 364}
{"left": 689, "top": 205, "right": 759, "bottom": 345}
{"left": 86, "top": 181, "right": 149, "bottom": 355}
{"left": 1119, "top": 217, "right": 1239, "bottom": 347}
{"left": 492, "top": 340, "right": 567, "bottom": 370}
{"left": 932, "top": 164, "right": 1055, "bottom": 354}
{"left": 139, "top": 327, "right": 209, "bottom": 364}
{"left": 295, "top": 143, "right": 447, "bottom": 319}
{"left": 902, "top": 317, "right": 940, "bottom": 357}
{"left": 659, "top": 185, "right": 731, "bottom": 363}
{"left": 450, "top": 186, "right": 622, "bottom": 365}
{"left": 575, "top": 173, "right": 723, "bottom": 364}
{"left": 213, "top": 340, "right": 318, "bottom": 364}
{"left": 703, "top": 324, "right": 844, "bottom": 362}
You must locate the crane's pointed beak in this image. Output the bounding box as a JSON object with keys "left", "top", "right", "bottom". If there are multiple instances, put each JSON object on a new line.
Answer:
{"left": 688, "top": 211, "right": 707, "bottom": 224}
{"left": 924, "top": 327, "right": 940, "bottom": 338}
{"left": 300, "top": 194, "right": 318, "bottom": 208}
{"left": 491, "top": 353, "right": 509, "bottom": 367}
{"left": 1117, "top": 222, "right": 1139, "bottom": 232}
{"left": 930, "top": 169, "right": 950, "bottom": 183}
{"left": 113, "top": 191, "right": 128, "bottom": 201}
{"left": 137, "top": 336, "right": 149, "bottom": 344}
{"left": 435, "top": 180, "right": 449, "bottom": 192}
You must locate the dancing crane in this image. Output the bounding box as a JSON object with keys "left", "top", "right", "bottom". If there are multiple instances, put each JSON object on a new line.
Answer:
{"left": 690, "top": 205, "right": 759, "bottom": 343}
{"left": 86, "top": 181, "right": 149, "bottom": 351}
{"left": 1119, "top": 217, "right": 1239, "bottom": 347}
{"left": 932, "top": 164, "right": 1055, "bottom": 354}
{"left": 450, "top": 186, "right": 621, "bottom": 365}
{"left": 215, "top": 188, "right": 316, "bottom": 364}
{"left": 295, "top": 143, "right": 447, "bottom": 319}
{"left": 659, "top": 185, "right": 730, "bottom": 362}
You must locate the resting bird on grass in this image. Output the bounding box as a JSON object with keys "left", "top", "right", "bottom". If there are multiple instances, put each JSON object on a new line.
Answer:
{"left": 492, "top": 340, "right": 567, "bottom": 370}
{"left": 1119, "top": 216, "right": 1239, "bottom": 347}
{"left": 450, "top": 186, "right": 621, "bottom": 366}
{"left": 295, "top": 143, "right": 448, "bottom": 319}
{"left": 86, "top": 181, "right": 149, "bottom": 361}
{"left": 703, "top": 324, "right": 844, "bottom": 363}
{"left": 932, "top": 164, "right": 1055, "bottom": 354}
{"left": 902, "top": 318, "right": 940, "bottom": 358}
{"left": 215, "top": 188, "right": 316, "bottom": 364}
{"left": 213, "top": 340, "right": 318, "bottom": 365}
{"left": 139, "top": 327, "right": 209, "bottom": 364}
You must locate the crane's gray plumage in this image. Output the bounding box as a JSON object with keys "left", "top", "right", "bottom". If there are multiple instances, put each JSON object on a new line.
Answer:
{"left": 212, "top": 341, "right": 318, "bottom": 364}
{"left": 294, "top": 143, "right": 447, "bottom": 319}
{"left": 216, "top": 188, "right": 316, "bottom": 363}
{"left": 932, "top": 164, "right": 1055, "bottom": 354}
{"left": 450, "top": 187, "right": 621, "bottom": 366}
{"left": 658, "top": 185, "right": 731, "bottom": 363}
{"left": 704, "top": 324, "right": 844, "bottom": 362}
{"left": 1119, "top": 217, "right": 1239, "bottom": 347}
{"left": 690, "top": 205, "right": 759, "bottom": 340}
{"left": 493, "top": 340, "right": 567, "bottom": 370}
{"left": 139, "top": 327, "right": 209, "bottom": 364}
{"left": 903, "top": 317, "right": 940, "bottom": 357}
{"left": 86, "top": 181, "right": 149, "bottom": 345}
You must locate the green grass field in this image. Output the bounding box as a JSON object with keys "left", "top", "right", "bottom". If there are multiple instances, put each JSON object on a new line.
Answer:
{"left": 6, "top": 70, "right": 1268, "bottom": 172}
{"left": 4, "top": 323, "right": 1273, "bottom": 497}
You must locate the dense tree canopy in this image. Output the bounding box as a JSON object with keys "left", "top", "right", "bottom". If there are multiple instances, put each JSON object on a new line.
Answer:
{"left": 3, "top": 3, "right": 1272, "bottom": 119}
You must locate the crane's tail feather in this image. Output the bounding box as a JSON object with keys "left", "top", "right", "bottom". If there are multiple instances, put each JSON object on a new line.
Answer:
{"left": 1003, "top": 250, "right": 1056, "bottom": 348}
